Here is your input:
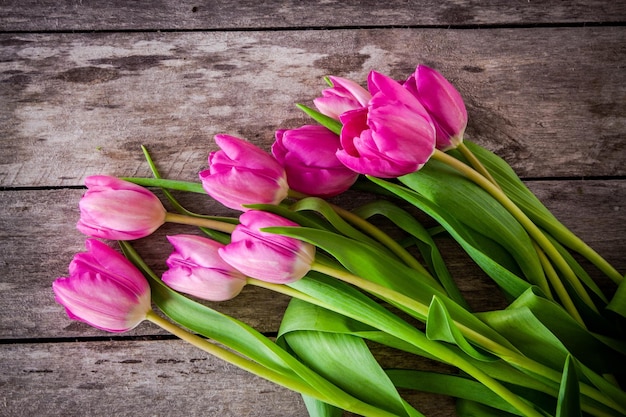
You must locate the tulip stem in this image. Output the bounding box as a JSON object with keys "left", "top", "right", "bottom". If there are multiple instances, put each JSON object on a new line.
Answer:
{"left": 164, "top": 212, "right": 236, "bottom": 233}
{"left": 431, "top": 150, "right": 598, "bottom": 321}
{"left": 457, "top": 143, "right": 501, "bottom": 189}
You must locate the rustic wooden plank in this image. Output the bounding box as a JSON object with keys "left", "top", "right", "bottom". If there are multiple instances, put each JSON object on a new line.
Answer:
{"left": 1, "top": 0, "right": 624, "bottom": 31}
{"left": 1, "top": 179, "right": 623, "bottom": 340}
{"left": 0, "top": 338, "right": 458, "bottom": 417}
{"left": 1, "top": 28, "right": 625, "bottom": 188}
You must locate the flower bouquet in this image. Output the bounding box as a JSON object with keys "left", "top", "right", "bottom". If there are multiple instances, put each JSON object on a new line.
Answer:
{"left": 53, "top": 65, "right": 625, "bottom": 416}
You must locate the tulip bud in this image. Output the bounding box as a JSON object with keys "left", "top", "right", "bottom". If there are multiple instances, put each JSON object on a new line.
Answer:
{"left": 272, "top": 125, "right": 359, "bottom": 197}
{"left": 218, "top": 211, "right": 315, "bottom": 284}
{"left": 336, "top": 71, "right": 436, "bottom": 178}
{"left": 313, "top": 76, "right": 371, "bottom": 120}
{"left": 199, "top": 135, "right": 289, "bottom": 211}
{"left": 163, "top": 234, "right": 247, "bottom": 301}
{"left": 52, "top": 239, "right": 151, "bottom": 333}
{"left": 403, "top": 65, "right": 467, "bottom": 151}
{"left": 77, "top": 176, "right": 167, "bottom": 240}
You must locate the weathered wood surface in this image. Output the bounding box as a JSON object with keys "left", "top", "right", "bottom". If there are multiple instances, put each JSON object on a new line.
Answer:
{"left": 2, "top": 0, "right": 625, "bottom": 31}
{"left": 1, "top": 2, "right": 625, "bottom": 416}
{"left": 2, "top": 27, "right": 625, "bottom": 189}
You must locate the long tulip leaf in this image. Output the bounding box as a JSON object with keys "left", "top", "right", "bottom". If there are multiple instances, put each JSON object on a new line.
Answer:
{"left": 368, "top": 177, "right": 531, "bottom": 299}
{"left": 427, "top": 296, "right": 497, "bottom": 361}
{"left": 399, "top": 159, "right": 546, "bottom": 289}
{"left": 556, "top": 355, "right": 582, "bottom": 417}
{"left": 352, "top": 200, "right": 468, "bottom": 309}
{"left": 280, "top": 299, "right": 422, "bottom": 417}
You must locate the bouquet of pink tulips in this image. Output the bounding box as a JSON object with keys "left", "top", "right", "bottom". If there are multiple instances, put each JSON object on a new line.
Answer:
{"left": 53, "top": 65, "right": 625, "bottom": 417}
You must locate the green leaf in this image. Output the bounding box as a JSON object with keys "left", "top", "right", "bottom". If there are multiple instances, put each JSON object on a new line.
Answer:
{"left": 387, "top": 369, "right": 523, "bottom": 416}
{"left": 427, "top": 297, "right": 497, "bottom": 361}
{"left": 302, "top": 396, "right": 343, "bottom": 417}
{"left": 352, "top": 199, "right": 468, "bottom": 309}
{"left": 399, "top": 159, "right": 547, "bottom": 291}
{"left": 607, "top": 276, "right": 626, "bottom": 319}
{"left": 281, "top": 299, "right": 422, "bottom": 417}
{"left": 296, "top": 104, "right": 342, "bottom": 135}
{"left": 122, "top": 176, "right": 206, "bottom": 193}
{"left": 556, "top": 355, "right": 581, "bottom": 417}
{"left": 368, "top": 176, "right": 532, "bottom": 299}
{"left": 456, "top": 399, "right": 520, "bottom": 417}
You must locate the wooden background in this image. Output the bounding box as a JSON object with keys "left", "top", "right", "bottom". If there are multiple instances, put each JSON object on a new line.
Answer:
{"left": 1, "top": 1, "right": 625, "bottom": 416}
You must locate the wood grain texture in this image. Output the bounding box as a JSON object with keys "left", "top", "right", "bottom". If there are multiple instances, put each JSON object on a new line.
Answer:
{"left": 2, "top": 0, "right": 625, "bottom": 31}
{"left": 1, "top": 27, "right": 625, "bottom": 189}
{"left": 1, "top": 180, "right": 623, "bottom": 340}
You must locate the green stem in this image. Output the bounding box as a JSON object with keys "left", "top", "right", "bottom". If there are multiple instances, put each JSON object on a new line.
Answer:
{"left": 431, "top": 150, "right": 598, "bottom": 318}
{"left": 287, "top": 190, "right": 442, "bottom": 291}
{"left": 533, "top": 242, "right": 585, "bottom": 325}
{"left": 146, "top": 311, "right": 322, "bottom": 399}
{"left": 164, "top": 212, "right": 237, "bottom": 233}
{"left": 457, "top": 143, "right": 501, "bottom": 189}
{"left": 310, "top": 261, "right": 625, "bottom": 416}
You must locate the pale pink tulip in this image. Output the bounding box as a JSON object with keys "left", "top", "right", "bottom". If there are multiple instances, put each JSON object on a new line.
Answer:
{"left": 77, "top": 176, "right": 167, "bottom": 240}
{"left": 219, "top": 211, "right": 315, "bottom": 284}
{"left": 163, "top": 234, "right": 247, "bottom": 301}
{"left": 313, "top": 76, "right": 371, "bottom": 120}
{"left": 52, "top": 239, "right": 151, "bottom": 332}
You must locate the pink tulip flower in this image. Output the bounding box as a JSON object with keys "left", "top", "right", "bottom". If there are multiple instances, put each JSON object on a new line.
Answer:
{"left": 336, "top": 71, "right": 437, "bottom": 178}
{"left": 52, "top": 239, "right": 151, "bottom": 333}
{"left": 313, "top": 76, "right": 372, "bottom": 120}
{"left": 218, "top": 211, "right": 315, "bottom": 284}
{"left": 272, "top": 125, "right": 359, "bottom": 197}
{"left": 163, "top": 234, "right": 247, "bottom": 301}
{"left": 77, "top": 176, "right": 167, "bottom": 240}
{"left": 403, "top": 65, "right": 467, "bottom": 151}
{"left": 199, "top": 134, "right": 289, "bottom": 211}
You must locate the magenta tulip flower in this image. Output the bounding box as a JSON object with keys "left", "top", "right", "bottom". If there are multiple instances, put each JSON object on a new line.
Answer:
{"left": 336, "top": 71, "right": 436, "bottom": 178}
{"left": 199, "top": 134, "right": 289, "bottom": 211}
{"left": 272, "top": 125, "right": 359, "bottom": 197}
{"left": 313, "top": 76, "right": 372, "bottom": 120}
{"left": 77, "top": 176, "right": 167, "bottom": 240}
{"left": 163, "top": 234, "right": 247, "bottom": 301}
{"left": 403, "top": 65, "right": 467, "bottom": 151}
{"left": 218, "top": 211, "right": 315, "bottom": 284}
{"left": 52, "top": 239, "right": 151, "bottom": 333}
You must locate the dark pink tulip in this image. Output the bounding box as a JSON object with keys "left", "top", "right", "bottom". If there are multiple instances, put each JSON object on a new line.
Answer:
{"left": 77, "top": 176, "right": 166, "bottom": 240}
{"left": 199, "top": 135, "right": 289, "bottom": 211}
{"left": 404, "top": 65, "right": 467, "bottom": 151}
{"left": 163, "top": 234, "right": 247, "bottom": 301}
{"left": 336, "top": 71, "right": 436, "bottom": 178}
{"left": 313, "top": 76, "right": 371, "bottom": 120}
{"left": 218, "top": 211, "right": 315, "bottom": 284}
{"left": 52, "top": 239, "right": 151, "bottom": 333}
{"left": 272, "top": 125, "right": 359, "bottom": 197}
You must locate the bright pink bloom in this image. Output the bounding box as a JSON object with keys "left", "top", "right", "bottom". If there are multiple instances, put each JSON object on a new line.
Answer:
{"left": 272, "top": 125, "right": 359, "bottom": 197}
{"left": 163, "top": 234, "right": 247, "bottom": 301}
{"left": 403, "top": 65, "right": 467, "bottom": 151}
{"left": 313, "top": 76, "right": 371, "bottom": 120}
{"left": 77, "top": 176, "right": 166, "bottom": 240}
{"left": 52, "top": 239, "right": 151, "bottom": 333}
{"left": 199, "top": 135, "right": 289, "bottom": 211}
{"left": 336, "top": 71, "right": 436, "bottom": 178}
{"left": 218, "top": 211, "right": 315, "bottom": 284}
